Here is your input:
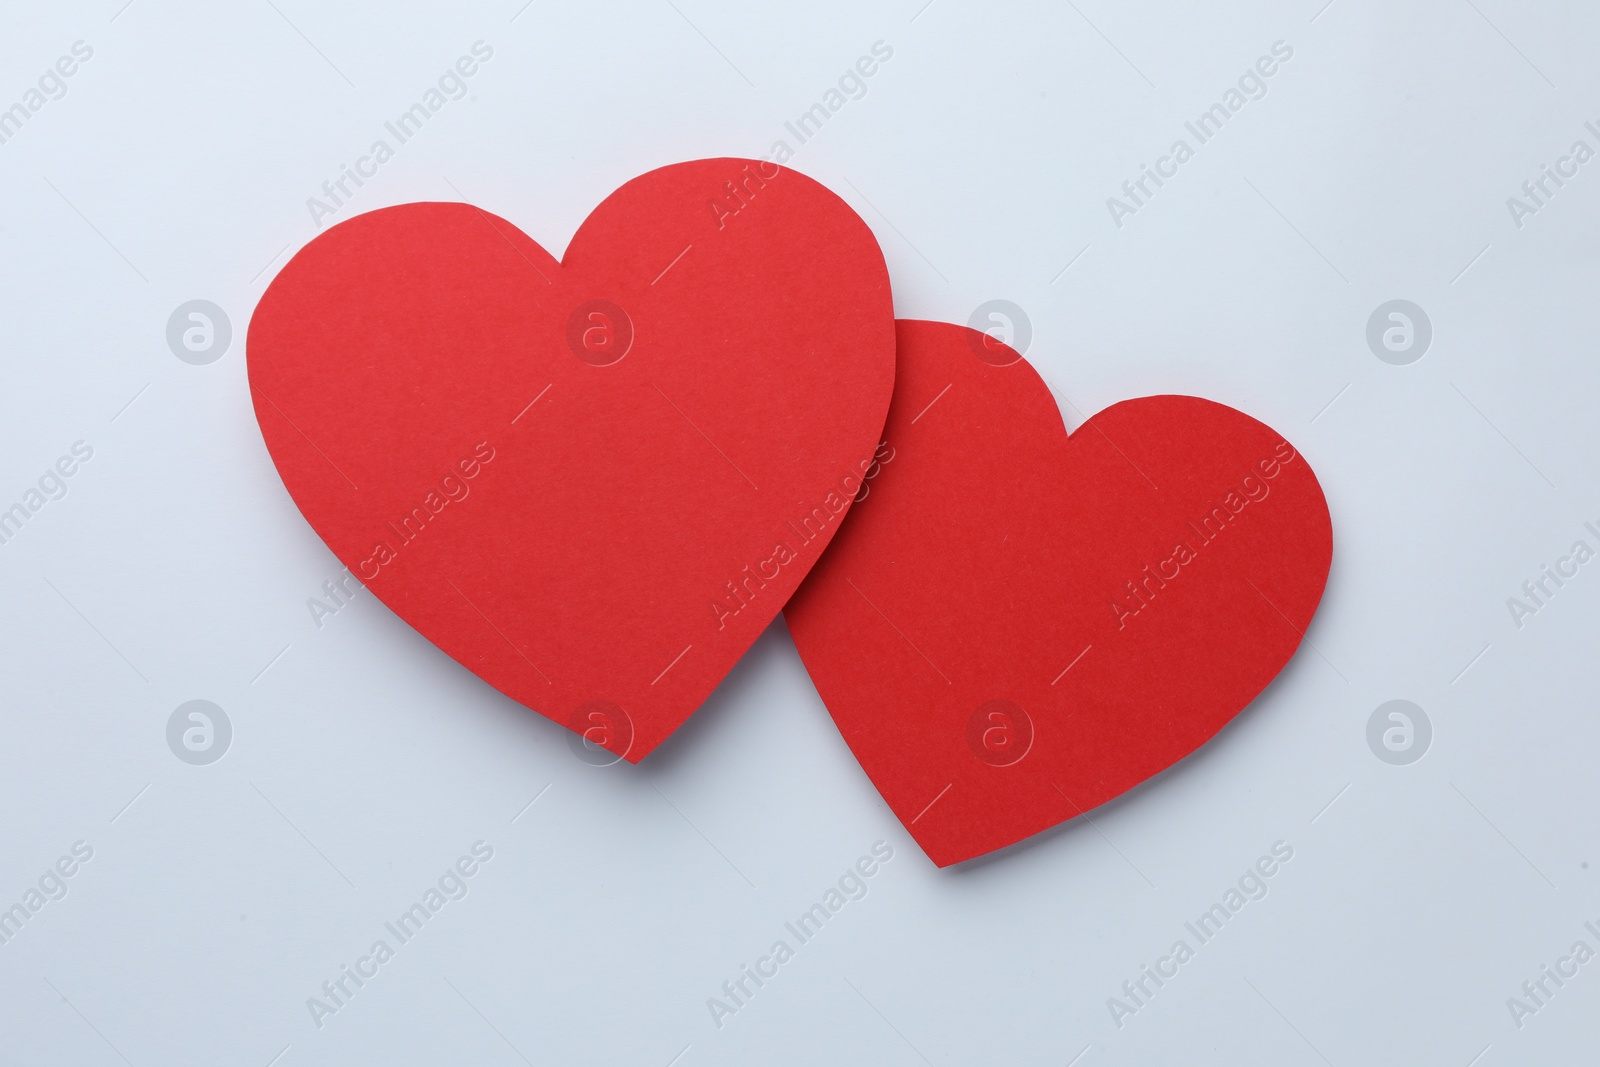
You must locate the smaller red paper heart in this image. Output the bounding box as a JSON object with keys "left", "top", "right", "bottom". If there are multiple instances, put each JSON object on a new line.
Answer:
{"left": 785, "top": 320, "right": 1333, "bottom": 866}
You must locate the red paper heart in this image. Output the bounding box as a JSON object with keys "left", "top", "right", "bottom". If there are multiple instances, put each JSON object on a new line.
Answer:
{"left": 785, "top": 320, "right": 1332, "bottom": 865}
{"left": 248, "top": 159, "right": 894, "bottom": 760}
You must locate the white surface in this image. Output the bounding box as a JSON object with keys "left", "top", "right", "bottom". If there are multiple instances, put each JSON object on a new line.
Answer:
{"left": 1, "top": 1, "right": 1596, "bottom": 1063}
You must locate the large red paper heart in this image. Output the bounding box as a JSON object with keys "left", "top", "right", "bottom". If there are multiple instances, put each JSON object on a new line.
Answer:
{"left": 248, "top": 159, "right": 894, "bottom": 761}
{"left": 785, "top": 320, "right": 1332, "bottom": 865}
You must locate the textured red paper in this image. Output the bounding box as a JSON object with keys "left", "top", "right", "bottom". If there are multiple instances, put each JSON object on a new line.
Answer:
{"left": 248, "top": 159, "right": 895, "bottom": 761}
{"left": 785, "top": 320, "right": 1333, "bottom": 866}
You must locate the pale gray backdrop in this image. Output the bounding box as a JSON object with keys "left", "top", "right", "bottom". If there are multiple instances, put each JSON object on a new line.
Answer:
{"left": 0, "top": 1, "right": 1595, "bottom": 1064}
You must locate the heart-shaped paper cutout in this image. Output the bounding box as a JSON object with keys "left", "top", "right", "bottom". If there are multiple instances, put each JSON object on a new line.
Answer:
{"left": 249, "top": 159, "right": 895, "bottom": 760}
{"left": 785, "top": 320, "right": 1332, "bottom": 865}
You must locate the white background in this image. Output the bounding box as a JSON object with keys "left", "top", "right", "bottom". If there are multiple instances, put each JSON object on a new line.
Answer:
{"left": 1, "top": 1, "right": 1597, "bottom": 1064}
